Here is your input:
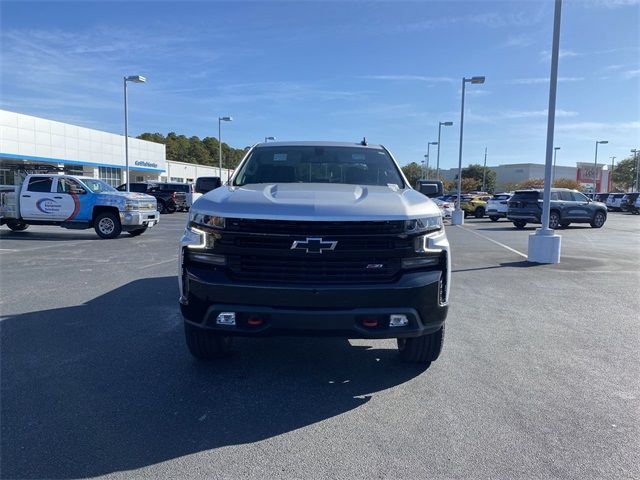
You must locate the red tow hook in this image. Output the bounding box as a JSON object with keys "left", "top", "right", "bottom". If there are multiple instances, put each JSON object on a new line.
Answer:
{"left": 247, "top": 316, "right": 264, "bottom": 326}
{"left": 362, "top": 318, "right": 378, "bottom": 328}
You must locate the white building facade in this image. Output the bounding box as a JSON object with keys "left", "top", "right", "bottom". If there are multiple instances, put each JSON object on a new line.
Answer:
{"left": 0, "top": 110, "right": 231, "bottom": 186}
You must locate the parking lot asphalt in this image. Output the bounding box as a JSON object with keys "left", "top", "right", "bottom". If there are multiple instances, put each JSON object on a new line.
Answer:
{"left": 1, "top": 212, "right": 639, "bottom": 479}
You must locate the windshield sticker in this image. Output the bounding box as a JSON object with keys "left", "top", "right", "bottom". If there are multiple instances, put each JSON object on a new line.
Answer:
{"left": 273, "top": 153, "right": 287, "bottom": 161}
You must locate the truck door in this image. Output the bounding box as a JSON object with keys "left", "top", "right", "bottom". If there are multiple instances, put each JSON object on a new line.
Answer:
{"left": 20, "top": 176, "right": 56, "bottom": 220}
{"left": 51, "top": 177, "right": 88, "bottom": 221}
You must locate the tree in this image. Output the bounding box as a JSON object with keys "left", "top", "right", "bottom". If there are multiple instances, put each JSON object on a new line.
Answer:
{"left": 137, "top": 131, "right": 247, "bottom": 168}
{"left": 612, "top": 156, "right": 638, "bottom": 190}
{"left": 517, "top": 178, "right": 545, "bottom": 189}
{"left": 461, "top": 163, "right": 496, "bottom": 193}
{"left": 461, "top": 177, "right": 480, "bottom": 192}
{"left": 401, "top": 162, "right": 422, "bottom": 187}
{"left": 552, "top": 178, "right": 581, "bottom": 190}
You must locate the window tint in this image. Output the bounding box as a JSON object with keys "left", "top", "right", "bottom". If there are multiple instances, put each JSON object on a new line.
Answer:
{"left": 511, "top": 191, "right": 539, "bottom": 200}
{"left": 550, "top": 191, "right": 560, "bottom": 201}
{"left": 571, "top": 191, "right": 588, "bottom": 202}
{"left": 559, "top": 191, "right": 573, "bottom": 201}
{"left": 233, "top": 146, "right": 404, "bottom": 187}
{"left": 57, "top": 178, "right": 86, "bottom": 194}
{"left": 27, "top": 176, "right": 53, "bottom": 192}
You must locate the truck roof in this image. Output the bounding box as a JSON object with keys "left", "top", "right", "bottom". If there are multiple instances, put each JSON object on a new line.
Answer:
{"left": 253, "top": 141, "right": 384, "bottom": 149}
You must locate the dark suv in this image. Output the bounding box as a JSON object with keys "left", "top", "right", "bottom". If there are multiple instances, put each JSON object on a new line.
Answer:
{"left": 507, "top": 188, "right": 607, "bottom": 229}
{"left": 117, "top": 182, "right": 181, "bottom": 214}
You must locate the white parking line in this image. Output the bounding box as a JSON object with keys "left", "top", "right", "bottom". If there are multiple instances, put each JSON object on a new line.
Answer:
{"left": 456, "top": 225, "right": 528, "bottom": 259}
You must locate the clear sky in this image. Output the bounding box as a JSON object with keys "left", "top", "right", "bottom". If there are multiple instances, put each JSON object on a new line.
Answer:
{"left": 1, "top": 0, "right": 639, "bottom": 169}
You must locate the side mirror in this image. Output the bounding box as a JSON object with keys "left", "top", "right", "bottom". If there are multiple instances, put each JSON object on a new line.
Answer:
{"left": 415, "top": 180, "right": 444, "bottom": 198}
{"left": 195, "top": 176, "right": 222, "bottom": 194}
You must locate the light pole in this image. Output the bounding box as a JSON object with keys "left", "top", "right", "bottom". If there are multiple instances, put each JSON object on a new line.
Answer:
{"left": 426, "top": 141, "right": 437, "bottom": 177}
{"left": 218, "top": 116, "right": 233, "bottom": 180}
{"left": 528, "top": 0, "right": 562, "bottom": 264}
{"left": 436, "top": 121, "right": 453, "bottom": 181}
{"left": 552, "top": 146, "right": 560, "bottom": 184}
{"left": 264, "top": 136, "right": 275, "bottom": 143}
{"left": 123, "top": 75, "right": 146, "bottom": 192}
{"left": 594, "top": 140, "right": 608, "bottom": 197}
{"left": 421, "top": 159, "right": 426, "bottom": 180}
{"left": 632, "top": 149, "right": 639, "bottom": 192}
{"left": 482, "top": 147, "right": 488, "bottom": 192}
{"left": 609, "top": 156, "right": 615, "bottom": 191}
{"left": 452, "top": 76, "right": 485, "bottom": 225}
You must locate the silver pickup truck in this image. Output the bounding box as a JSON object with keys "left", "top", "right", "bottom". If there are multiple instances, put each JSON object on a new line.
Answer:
{"left": 179, "top": 141, "right": 450, "bottom": 364}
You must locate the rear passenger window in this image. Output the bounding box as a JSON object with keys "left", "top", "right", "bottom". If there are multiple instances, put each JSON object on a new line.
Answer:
{"left": 550, "top": 192, "right": 560, "bottom": 200}
{"left": 559, "top": 191, "right": 573, "bottom": 201}
{"left": 27, "top": 177, "right": 53, "bottom": 192}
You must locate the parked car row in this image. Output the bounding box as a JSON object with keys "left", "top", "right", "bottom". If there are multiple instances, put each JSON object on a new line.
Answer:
{"left": 116, "top": 181, "right": 207, "bottom": 214}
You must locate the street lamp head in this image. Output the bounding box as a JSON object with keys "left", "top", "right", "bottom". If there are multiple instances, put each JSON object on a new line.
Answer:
{"left": 469, "top": 76, "right": 486, "bottom": 84}
{"left": 597, "top": 140, "right": 608, "bottom": 144}
{"left": 554, "top": 146, "right": 561, "bottom": 150}
{"left": 441, "top": 121, "right": 453, "bottom": 126}
{"left": 265, "top": 136, "right": 275, "bottom": 141}
{"left": 430, "top": 141, "right": 438, "bottom": 145}
{"left": 219, "top": 116, "right": 233, "bottom": 122}
{"left": 125, "top": 75, "right": 146, "bottom": 83}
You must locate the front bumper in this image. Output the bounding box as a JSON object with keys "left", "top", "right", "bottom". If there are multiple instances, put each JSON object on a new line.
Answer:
{"left": 180, "top": 267, "right": 448, "bottom": 339}
{"left": 120, "top": 210, "right": 160, "bottom": 230}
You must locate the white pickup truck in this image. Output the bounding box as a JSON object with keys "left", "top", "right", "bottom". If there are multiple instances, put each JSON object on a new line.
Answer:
{"left": 0, "top": 174, "right": 159, "bottom": 239}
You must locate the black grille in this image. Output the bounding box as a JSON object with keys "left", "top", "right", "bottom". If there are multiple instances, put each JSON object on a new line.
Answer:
{"left": 226, "top": 218, "right": 405, "bottom": 235}
{"left": 220, "top": 235, "right": 412, "bottom": 252}
{"left": 228, "top": 256, "right": 401, "bottom": 284}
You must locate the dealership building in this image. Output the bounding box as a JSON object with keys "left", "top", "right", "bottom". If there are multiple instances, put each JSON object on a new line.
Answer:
{"left": 0, "top": 110, "right": 230, "bottom": 187}
{"left": 439, "top": 161, "right": 610, "bottom": 192}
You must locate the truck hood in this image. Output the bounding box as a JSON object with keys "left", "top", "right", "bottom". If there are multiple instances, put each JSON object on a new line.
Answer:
{"left": 192, "top": 183, "right": 440, "bottom": 220}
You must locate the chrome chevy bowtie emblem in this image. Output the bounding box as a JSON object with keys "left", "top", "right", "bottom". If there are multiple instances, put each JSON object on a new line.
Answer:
{"left": 291, "top": 237, "right": 338, "bottom": 254}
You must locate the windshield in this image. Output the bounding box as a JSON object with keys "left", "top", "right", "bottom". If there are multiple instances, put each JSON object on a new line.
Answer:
{"left": 80, "top": 178, "right": 117, "bottom": 193}
{"left": 232, "top": 145, "right": 405, "bottom": 187}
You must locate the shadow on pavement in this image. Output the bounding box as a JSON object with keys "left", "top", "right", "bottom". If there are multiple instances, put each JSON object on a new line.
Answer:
{"left": 0, "top": 231, "right": 99, "bottom": 241}
{"left": 453, "top": 260, "right": 539, "bottom": 273}
{"left": 1, "top": 276, "right": 427, "bottom": 479}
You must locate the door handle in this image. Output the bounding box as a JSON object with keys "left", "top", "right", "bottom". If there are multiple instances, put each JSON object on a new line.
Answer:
{"left": 22, "top": 194, "right": 31, "bottom": 198}
{"left": 54, "top": 196, "right": 63, "bottom": 199}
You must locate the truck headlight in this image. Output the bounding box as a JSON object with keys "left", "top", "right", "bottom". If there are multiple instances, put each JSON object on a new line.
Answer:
{"left": 405, "top": 215, "right": 442, "bottom": 234}
{"left": 182, "top": 225, "right": 206, "bottom": 249}
{"left": 124, "top": 201, "right": 139, "bottom": 211}
{"left": 191, "top": 212, "right": 225, "bottom": 229}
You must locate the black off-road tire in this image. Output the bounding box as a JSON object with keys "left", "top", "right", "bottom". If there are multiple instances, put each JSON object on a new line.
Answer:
{"left": 94, "top": 212, "right": 122, "bottom": 239}
{"left": 513, "top": 221, "right": 527, "bottom": 229}
{"left": 157, "top": 201, "right": 167, "bottom": 214}
{"left": 590, "top": 210, "right": 607, "bottom": 228}
{"left": 128, "top": 227, "right": 148, "bottom": 237}
{"left": 489, "top": 216, "right": 499, "bottom": 222}
{"left": 166, "top": 204, "right": 177, "bottom": 214}
{"left": 184, "top": 322, "right": 233, "bottom": 359}
{"left": 397, "top": 325, "right": 445, "bottom": 364}
{"left": 6, "top": 220, "right": 29, "bottom": 231}
{"left": 474, "top": 207, "right": 485, "bottom": 219}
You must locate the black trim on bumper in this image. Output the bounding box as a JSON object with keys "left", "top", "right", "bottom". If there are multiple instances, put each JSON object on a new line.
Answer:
{"left": 181, "top": 267, "right": 447, "bottom": 339}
